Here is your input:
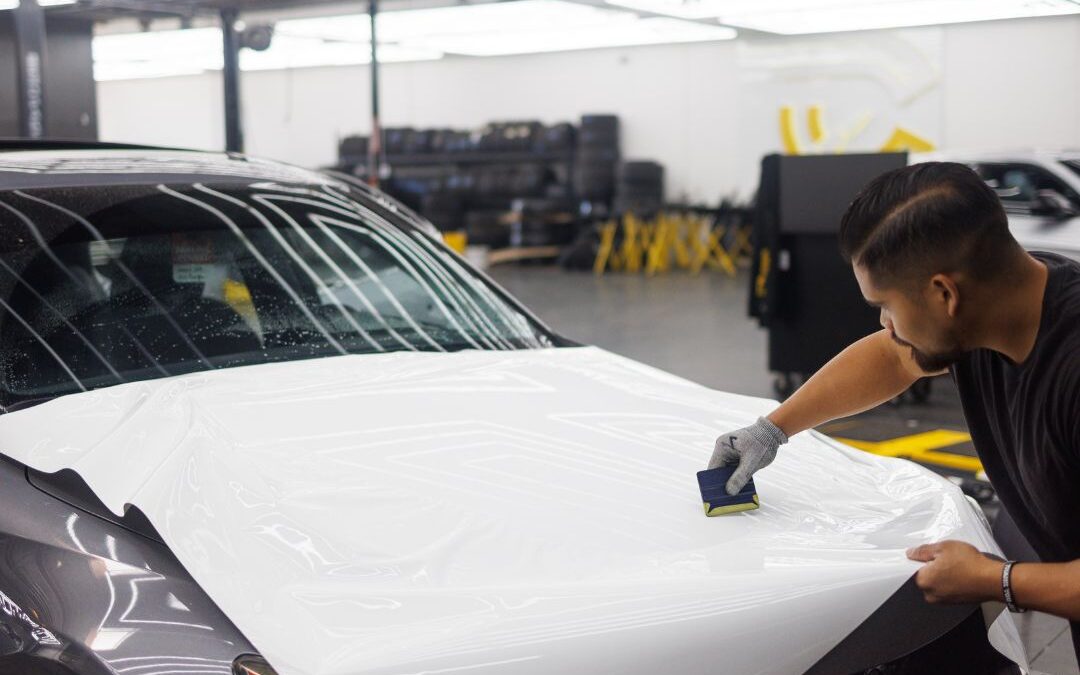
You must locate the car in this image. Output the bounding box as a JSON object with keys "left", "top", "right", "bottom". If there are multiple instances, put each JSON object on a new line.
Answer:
{"left": 0, "top": 141, "right": 1029, "bottom": 675}
{"left": 933, "top": 150, "right": 1080, "bottom": 262}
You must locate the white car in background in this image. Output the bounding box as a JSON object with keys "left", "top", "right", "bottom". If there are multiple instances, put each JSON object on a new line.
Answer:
{"left": 940, "top": 150, "right": 1080, "bottom": 261}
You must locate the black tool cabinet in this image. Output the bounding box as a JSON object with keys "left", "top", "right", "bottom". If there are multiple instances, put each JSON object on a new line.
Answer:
{"left": 749, "top": 152, "right": 925, "bottom": 400}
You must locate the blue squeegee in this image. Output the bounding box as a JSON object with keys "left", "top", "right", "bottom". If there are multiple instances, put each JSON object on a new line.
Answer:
{"left": 696, "top": 465, "right": 759, "bottom": 516}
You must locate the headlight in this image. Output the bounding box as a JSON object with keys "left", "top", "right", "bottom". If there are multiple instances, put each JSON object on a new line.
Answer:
{"left": 233, "top": 655, "right": 279, "bottom": 675}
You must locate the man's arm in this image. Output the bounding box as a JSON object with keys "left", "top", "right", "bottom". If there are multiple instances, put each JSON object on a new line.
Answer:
{"left": 709, "top": 329, "right": 942, "bottom": 494}
{"left": 768, "top": 328, "right": 942, "bottom": 437}
{"left": 1011, "top": 561, "right": 1080, "bottom": 620}
{"left": 908, "top": 542, "right": 1080, "bottom": 621}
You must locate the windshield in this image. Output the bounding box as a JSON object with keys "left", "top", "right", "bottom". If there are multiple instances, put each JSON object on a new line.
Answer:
{"left": 1061, "top": 159, "right": 1080, "bottom": 181}
{"left": 0, "top": 180, "right": 555, "bottom": 410}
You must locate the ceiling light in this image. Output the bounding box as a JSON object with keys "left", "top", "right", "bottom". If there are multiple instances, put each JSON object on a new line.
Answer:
{"left": 241, "top": 36, "right": 442, "bottom": 70}
{"left": 93, "top": 27, "right": 222, "bottom": 67}
{"left": 722, "top": 0, "right": 1080, "bottom": 34}
{"left": 0, "top": 0, "right": 80, "bottom": 6}
{"left": 275, "top": 1, "right": 734, "bottom": 56}
{"left": 93, "top": 61, "right": 212, "bottom": 81}
{"left": 605, "top": 0, "right": 1080, "bottom": 32}
{"left": 274, "top": 0, "right": 639, "bottom": 43}
{"left": 605, "top": 0, "right": 865, "bottom": 20}
{"left": 93, "top": 25, "right": 442, "bottom": 81}
{"left": 413, "top": 16, "right": 736, "bottom": 55}
{"left": 92, "top": 0, "right": 738, "bottom": 80}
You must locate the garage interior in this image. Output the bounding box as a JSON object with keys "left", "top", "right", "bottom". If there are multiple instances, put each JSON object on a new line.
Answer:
{"left": 2, "top": 0, "right": 1080, "bottom": 672}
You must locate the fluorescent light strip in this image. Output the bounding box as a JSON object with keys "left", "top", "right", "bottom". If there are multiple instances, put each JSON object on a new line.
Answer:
{"left": 605, "top": 0, "right": 867, "bottom": 20}
{"left": 276, "top": 1, "right": 734, "bottom": 57}
{"left": 606, "top": 0, "right": 1080, "bottom": 31}
{"left": 93, "top": 27, "right": 442, "bottom": 80}
{"left": 723, "top": 0, "right": 1080, "bottom": 34}
{"left": 273, "top": 0, "right": 641, "bottom": 43}
{"left": 410, "top": 17, "right": 736, "bottom": 56}
{"left": 93, "top": 0, "right": 737, "bottom": 80}
{"left": 94, "top": 62, "right": 211, "bottom": 81}
{"left": 0, "top": 0, "right": 79, "bottom": 6}
{"left": 241, "top": 37, "right": 443, "bottom": 70}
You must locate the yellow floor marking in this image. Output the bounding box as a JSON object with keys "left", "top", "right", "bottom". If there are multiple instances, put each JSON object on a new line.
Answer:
{"left": 832, "top": 429, "right": 982, "bottom": 474}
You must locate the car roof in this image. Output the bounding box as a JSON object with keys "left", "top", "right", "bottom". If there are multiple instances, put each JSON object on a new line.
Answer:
{"left": 932, "top": 148, "right": 1080, "bottom": 163}
{"left": 0, "top": 140, "right": 340, "bottom": 191}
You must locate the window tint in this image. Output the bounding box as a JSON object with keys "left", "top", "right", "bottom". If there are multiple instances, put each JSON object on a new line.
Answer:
{"left": 0, "top": 181, "right": 555, "bottom": 410}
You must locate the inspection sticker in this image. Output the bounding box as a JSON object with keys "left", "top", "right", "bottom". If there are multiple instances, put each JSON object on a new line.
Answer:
{"left": 172, "top": 234, "right": 217, "bottom": 284}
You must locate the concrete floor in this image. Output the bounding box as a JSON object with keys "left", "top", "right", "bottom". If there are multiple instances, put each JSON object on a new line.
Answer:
{"left": 490, "top": 263, "right": 1077, "bottom": 675}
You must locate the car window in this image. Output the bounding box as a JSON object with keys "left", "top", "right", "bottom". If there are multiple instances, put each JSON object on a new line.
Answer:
{"left": 0, "top": 181, "right": 555, "bottom": 410}
{"left": 975, "top": 162, "right": 1080, "bottom": 213}
{"left": 1059, "top": 159, "right": 1080, "bottom": 182}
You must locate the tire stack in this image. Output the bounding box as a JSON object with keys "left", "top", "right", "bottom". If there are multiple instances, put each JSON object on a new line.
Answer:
{"left": 334, "top": 119, "right": 593, "bottom": 252}
{"left": 338, "top": 136, "right": 368, "bottom": 170}
{"left": 421, "top": 192, "right": 465, "bottom": 233}
{"left": 465, "top": 211, "right": 509, "bottom": 248}
{"left": 614, "top": 161, "right": 665, "bottom": 216}
{"left": 574, "top": 114, "right": 619, "bottom": 203}
{"left": 384, "top": 166, "right": 444, "bottom": 212}
{"left": 509, "top": 198, "right": 578, "bottom": 248}
{"left": 382, "top": 128, "right": 412, "bottom": 155}
{"left": 477, "top": 122, "right": 543, "bottom": 153}
{"left": 534, "top": 123, "right": 575, "bottom": 154}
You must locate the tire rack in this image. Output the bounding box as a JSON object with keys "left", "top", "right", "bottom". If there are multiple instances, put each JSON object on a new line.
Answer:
{"left": 350, "top": 149, "right": 581, "bottom": 260}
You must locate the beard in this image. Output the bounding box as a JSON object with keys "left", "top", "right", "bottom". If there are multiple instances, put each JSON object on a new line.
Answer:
{"left": 890, "top": 331, "right": 965, "bottom": 372}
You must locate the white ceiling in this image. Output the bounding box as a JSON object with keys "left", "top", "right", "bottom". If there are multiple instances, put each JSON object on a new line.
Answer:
{"left": 83, "top": 0, "right": 1080, "bottom": 80}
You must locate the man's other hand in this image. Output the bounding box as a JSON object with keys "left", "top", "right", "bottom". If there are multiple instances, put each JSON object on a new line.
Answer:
{"left": 907, "top": 540, "right": 1004, "bottom": 605}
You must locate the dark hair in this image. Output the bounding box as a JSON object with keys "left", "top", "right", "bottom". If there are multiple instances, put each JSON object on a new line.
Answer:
{"left": 839, "top": 161, "right": 1019, "bottom": 287}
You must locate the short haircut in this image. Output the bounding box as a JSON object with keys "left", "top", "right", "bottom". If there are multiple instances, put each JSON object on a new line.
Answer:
{"left": 839, "top": 161, "right": 1020, "bottom": 288}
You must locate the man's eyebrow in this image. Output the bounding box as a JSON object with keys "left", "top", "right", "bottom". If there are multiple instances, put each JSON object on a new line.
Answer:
{"left": 865, "top": 299, "right": 883, "bottom": 308}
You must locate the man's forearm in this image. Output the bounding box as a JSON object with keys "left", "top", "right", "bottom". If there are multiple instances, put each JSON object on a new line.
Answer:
{"left": 907, "top": 541, "right": 1080, "bottom": 621}
{"left": 768, "top": 329, "right": 922, "bottom": 437}
{"left": 1010, "top": 561, "right": 1080, "bottom": 621}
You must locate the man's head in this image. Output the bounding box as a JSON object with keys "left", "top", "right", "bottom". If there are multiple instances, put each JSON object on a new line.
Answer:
{"left": 840, "top": 161, "right": 1022, "bottom": 371}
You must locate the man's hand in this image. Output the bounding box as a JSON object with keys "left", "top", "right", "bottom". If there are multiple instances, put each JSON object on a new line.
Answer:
{"left": 708, "top": 417, "right": 788, "bottom": 495}
{"left": 907, "top": 540, "right": 1004, "bottom": 604}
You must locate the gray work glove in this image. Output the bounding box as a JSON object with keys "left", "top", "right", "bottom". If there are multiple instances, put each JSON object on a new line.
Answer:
{"left": 708, "top": 417, "right": 788, "bottom": 495}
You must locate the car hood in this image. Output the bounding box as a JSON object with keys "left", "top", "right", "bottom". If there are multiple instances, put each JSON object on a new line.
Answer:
{"left": 0, "top": 346, "right": 1027, "bottom": 674}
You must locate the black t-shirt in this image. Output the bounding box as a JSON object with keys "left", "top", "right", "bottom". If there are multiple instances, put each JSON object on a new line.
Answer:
{"left": 951, "top": 251, "right": 1080, "bottom": 658}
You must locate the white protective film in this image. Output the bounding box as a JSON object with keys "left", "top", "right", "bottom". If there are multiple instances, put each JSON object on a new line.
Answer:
{"left": 0, "top": 346, "right": 1028, "bottom": 674}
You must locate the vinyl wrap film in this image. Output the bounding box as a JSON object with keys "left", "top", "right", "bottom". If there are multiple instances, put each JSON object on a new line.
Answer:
{"left": 0, "top": 346, "right": 1029, "bottom": 674}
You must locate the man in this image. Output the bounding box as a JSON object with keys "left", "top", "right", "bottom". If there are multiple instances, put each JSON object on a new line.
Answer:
{"left": 709, "top": 162, "right": 1080, "bottom": 657}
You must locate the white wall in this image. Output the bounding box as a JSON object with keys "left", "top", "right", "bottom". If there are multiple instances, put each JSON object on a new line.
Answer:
{"left": 100, "top": 74, "right": 225, "bottom": 151}
{"left": 97, "top": 15, "right": 1080, "bottom": 202}
{"left": 941, "top": 17, "right": 1080, "bottom": 151}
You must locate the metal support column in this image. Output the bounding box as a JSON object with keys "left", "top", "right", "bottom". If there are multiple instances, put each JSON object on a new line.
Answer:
{"left": 221, "top": 7, "right": 243, "bottom": 153}
{"left": 12, "top": 0, "right": 47, "bottom": 139}
{"left": 366, "top": 0, "right": 382, "bottom": 187}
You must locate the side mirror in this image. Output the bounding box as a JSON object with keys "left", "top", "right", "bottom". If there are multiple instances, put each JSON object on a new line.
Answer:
{"left": 1030, "top": 190, "right": 1077, "bottom": 219}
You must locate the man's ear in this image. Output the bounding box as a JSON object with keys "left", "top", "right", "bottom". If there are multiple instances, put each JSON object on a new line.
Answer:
{"left": 929, "top": 273, "right": 960, "bottom": 318}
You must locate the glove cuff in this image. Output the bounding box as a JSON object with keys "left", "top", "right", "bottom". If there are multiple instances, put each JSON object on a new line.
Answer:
{"left": 751, "top": 416, "right": 788, "bottom": 447}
